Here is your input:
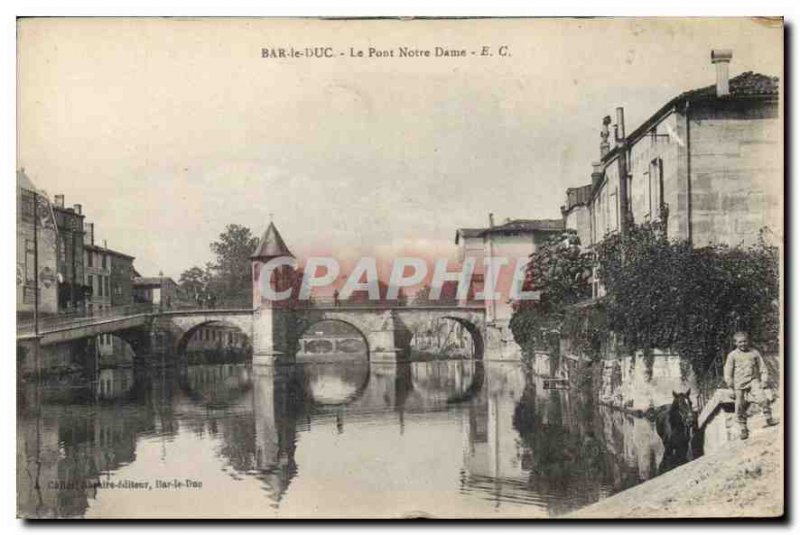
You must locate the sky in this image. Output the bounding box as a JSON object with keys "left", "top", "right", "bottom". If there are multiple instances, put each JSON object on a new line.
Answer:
{"left": 17, "top": 18, "right": 783, "bottom": 279}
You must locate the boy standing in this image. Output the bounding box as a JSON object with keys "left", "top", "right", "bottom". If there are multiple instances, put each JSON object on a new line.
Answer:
{"left": 723, "top": 332, "right": 777, "bottom": 439}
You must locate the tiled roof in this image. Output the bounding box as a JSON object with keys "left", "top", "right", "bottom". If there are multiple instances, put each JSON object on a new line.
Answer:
{"left": 489, "top": 219, "right": 565, "bottom": 233}
{"left": 680, "top": 71, "right": 780, "bottom": 100}
{"left": 456, "top": 219, "right": 565, "bottom": 243}
{"left": 17, "top": 169, "right": 38, "bottom": 192}
{"left": 602, "top": 70, "right": 779, "bottom": 167}
{"left": 85, "top": 243, "right": 135, "bottom": 260}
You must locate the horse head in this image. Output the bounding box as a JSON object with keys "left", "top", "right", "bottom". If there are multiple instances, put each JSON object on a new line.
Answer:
{"left": 672, "top": 389, "right": 696, "bottom": 430}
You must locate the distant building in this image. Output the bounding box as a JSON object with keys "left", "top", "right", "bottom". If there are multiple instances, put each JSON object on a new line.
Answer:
{"left": 133, "top": 276, "right": 180, "bottom": 308}
{"left": 185, "top": 323, "right": 249, "bottom": 352}
{"left": 560, "top": 185, "right": 593, "bottom": 247}
{"left": 84, "top": 226, "right": 136, "bottom": 314}
{"left": 455, "top": 218, "right": 565, "bottom": 323}
{"left": 52, "top": 194, "right": 88, "bottom": 312}
{"left": 565, "top": 51, "right": 780, "bottom": 298}
{"left": 16, "top": 169, "right": 58, "bottom": 316}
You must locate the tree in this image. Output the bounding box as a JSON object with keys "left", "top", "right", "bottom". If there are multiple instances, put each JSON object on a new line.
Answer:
{"left": 510, "top": 231, "right": 594, "bottom": 354}
{"left": 208, "top": 224, "right": 259, "bottom": 305}
{"left": 179, "top": 266, "right": 211, "bottom": 304}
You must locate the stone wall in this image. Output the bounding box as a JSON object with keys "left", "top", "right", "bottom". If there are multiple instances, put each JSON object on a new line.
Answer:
{"left": 529, "top": 347, "right": 699, "bottom": 413}
{"left": 595, "top": 350, "right": 698, "bottom": 413}
{"left": 687, "top": 102, "right": 782, "bottom": 247}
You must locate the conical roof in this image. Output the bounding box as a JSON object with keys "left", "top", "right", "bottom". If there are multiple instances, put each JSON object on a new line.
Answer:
{"left": 17, "top": 168, "right": 38, "bottom": 192}
{"left": 251, "top": 221, "right": 294, "bottom": 259}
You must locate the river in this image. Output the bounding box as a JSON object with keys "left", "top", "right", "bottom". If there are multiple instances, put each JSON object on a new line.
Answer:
{"left": 17, "top": 357, "right": 666, "bottom": 519}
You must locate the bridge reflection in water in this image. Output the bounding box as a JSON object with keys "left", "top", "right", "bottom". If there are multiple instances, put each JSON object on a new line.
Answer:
{"left": 17, "top": 359, "right": 666, "bottom": 519}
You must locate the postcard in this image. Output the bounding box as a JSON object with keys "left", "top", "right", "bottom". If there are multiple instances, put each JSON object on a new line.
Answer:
{"left": 16, "top": 17, "right": 783, "bottom": 519}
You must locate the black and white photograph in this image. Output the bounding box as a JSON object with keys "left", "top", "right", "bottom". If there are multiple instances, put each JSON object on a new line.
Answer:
{"left": 13, "top": 16, "right": 784, "bottom": 519}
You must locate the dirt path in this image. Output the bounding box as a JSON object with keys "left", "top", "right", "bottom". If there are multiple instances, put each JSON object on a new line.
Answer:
{"left": 566, "top": 425, "right": 783, "bottom": 519}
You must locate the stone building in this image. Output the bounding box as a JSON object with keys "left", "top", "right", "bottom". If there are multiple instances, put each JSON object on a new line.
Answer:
{"left": 16, "top": 169, "right": 58, "bottom": 317}
{"left": 52, "top": 195, "right": 88, "bottom": 312}
{"left": 557, "top": 50, "right": 781, "bottom": 411}
{"left": 133, "top": 275, "right": 180, "bottom": 308}
{"left": 565, "top": 50, "right": 780, "bottom": 289}
{"left": 455, "top": 217, "right": 565, "bottom": 323}
{"left": 84, "top": 233, "right": 136, "bottom": 314}
{"left": 560, "top": 185, "right": 593, "bottom": 248}
{"left": 455, "top": 217, "right": 565, "bottom": 360}
{"left": 185, "top": 323, "right": 249, "bottom": 352}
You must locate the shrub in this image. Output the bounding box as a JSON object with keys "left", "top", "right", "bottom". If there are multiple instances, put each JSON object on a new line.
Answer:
{"left": 596, "top": 225, "right": 779, "bottom": 374}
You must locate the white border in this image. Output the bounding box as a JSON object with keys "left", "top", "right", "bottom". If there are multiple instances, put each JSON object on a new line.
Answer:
{"left": 3, "top": 2, "right": 797, "bottom": 533}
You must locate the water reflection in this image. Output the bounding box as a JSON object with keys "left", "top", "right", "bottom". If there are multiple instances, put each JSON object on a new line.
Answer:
{"left": 18, "top": 359, "right": 667, "bottom": 518}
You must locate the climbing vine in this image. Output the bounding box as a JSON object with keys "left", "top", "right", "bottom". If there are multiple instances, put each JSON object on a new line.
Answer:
{"left": 511, "top": 223, "right": 780, "bottom": 378}
{"left": 596, "top": 224, "right": 780, "bottom": 375}
{"left": 510, "top": 230, "right": 594, "bottom": 357}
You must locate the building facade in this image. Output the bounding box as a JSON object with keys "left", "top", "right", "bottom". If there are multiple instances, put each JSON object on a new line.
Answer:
{"left": 455, "top": 218, "right": 565, "bottom": 323}
{"left": 52, "top": 195, "right": 88, "bottom": 312}
{"left": 84, "top": 241, "right": 136, "bottom": 314}
{"left": 16, "top": 169, "right": 59, "bottom": 316}
{"left": 562, "top": 51, "right": 781, "bottom": 298}
{"left": 133, "top": 276, "right": 180, "bottom": 307}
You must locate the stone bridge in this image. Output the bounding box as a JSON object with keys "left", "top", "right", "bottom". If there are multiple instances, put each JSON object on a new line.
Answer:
{"left": 155, "top": 304, "right": 486, "bottom": 364}
{"left": 18, "top": 303, "right": 487, "bottom": 374}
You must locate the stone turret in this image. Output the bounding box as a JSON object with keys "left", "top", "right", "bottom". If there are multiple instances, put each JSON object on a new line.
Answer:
{"left": 251, "top": 221, "right": 295, "bottom": 310}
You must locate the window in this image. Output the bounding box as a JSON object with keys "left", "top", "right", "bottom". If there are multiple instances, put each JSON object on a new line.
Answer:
{"left": 102, "top": 254, "right": 108, "bottom": 269}
{"left": 25, "top": 240, "right": 35, "bottom": 283}
{"left": 105, "top": 276, "right": 110, "bottom": 297}
{"left": 87, "top": 251, "right": 93, "bottom": 268}
{"left": 650, "top": 158, "right": 664, "bottom": 220}
{"left": 20, "top": 189, "right": 35, "bottom": 223}
{"left": 59, "top": 235, "right": 67, "bottom": 265}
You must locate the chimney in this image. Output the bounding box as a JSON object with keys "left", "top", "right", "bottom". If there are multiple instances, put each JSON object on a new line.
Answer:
{"left": 600, "top": 116, "right": 611, "bottom": 157}
{"left": 54, "top": 194, "right": 64, "bottom": 208}
{"left": 87, "top": 223, "right": 95, "bottom": 245}
{"left": 73, "top": 204, "right": 82, "bottom": 215}
{"left": 615, "top": 107, "right": 626, "bottom": 144}
{"left": 711, "top": 49, "right": 733, "bottom": 97}
{"left": 591, "top": 162, "right": 604, "bottom": 189}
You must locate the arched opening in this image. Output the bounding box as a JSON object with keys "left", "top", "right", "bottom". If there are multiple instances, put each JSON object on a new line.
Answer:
{"left": 178, "top": 321, "right": 253, "bottom": 365}
{"left": 409, "top": 317, "right": 483, "bottom": 360}
{"left": 93, "top": 333, "right": 136, "bottom": 368}
{"left": 293, "top": 319, "right": 370, "bottom": 407}
{"left": 296, "top": 319, "right": 369, "bottom": 363}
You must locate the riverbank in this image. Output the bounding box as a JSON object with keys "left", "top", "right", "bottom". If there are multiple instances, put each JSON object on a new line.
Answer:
{"left": 567, "top": 424, "right": 783, "bottom": 519}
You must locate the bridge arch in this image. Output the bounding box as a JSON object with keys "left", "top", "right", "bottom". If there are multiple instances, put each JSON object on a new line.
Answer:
{"left": 296, "top": 318, "right": 370, "bottom": 361}
{"left": 155, "top": 310, "right": 255, "bottom": 361}
{"left": 176, "top": 319, "right": 253, "bottom": 360}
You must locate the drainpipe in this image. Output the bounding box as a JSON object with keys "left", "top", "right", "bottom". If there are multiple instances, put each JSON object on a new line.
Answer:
{"left": 684, "top": 101, "right": 693, "bottom": 245}
{"left": 615, "top": 107, "right": 631, "bottom": 237}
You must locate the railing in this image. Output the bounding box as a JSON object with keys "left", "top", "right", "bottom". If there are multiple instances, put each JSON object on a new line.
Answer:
{"left": 291, "top": 298, "right": 485, "bottom": 310}
{"left": 16, "top": 298, "right": 486, "bottom": 338}
{"left": 17, "top": 303, "right": 156, "bottom": 336}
